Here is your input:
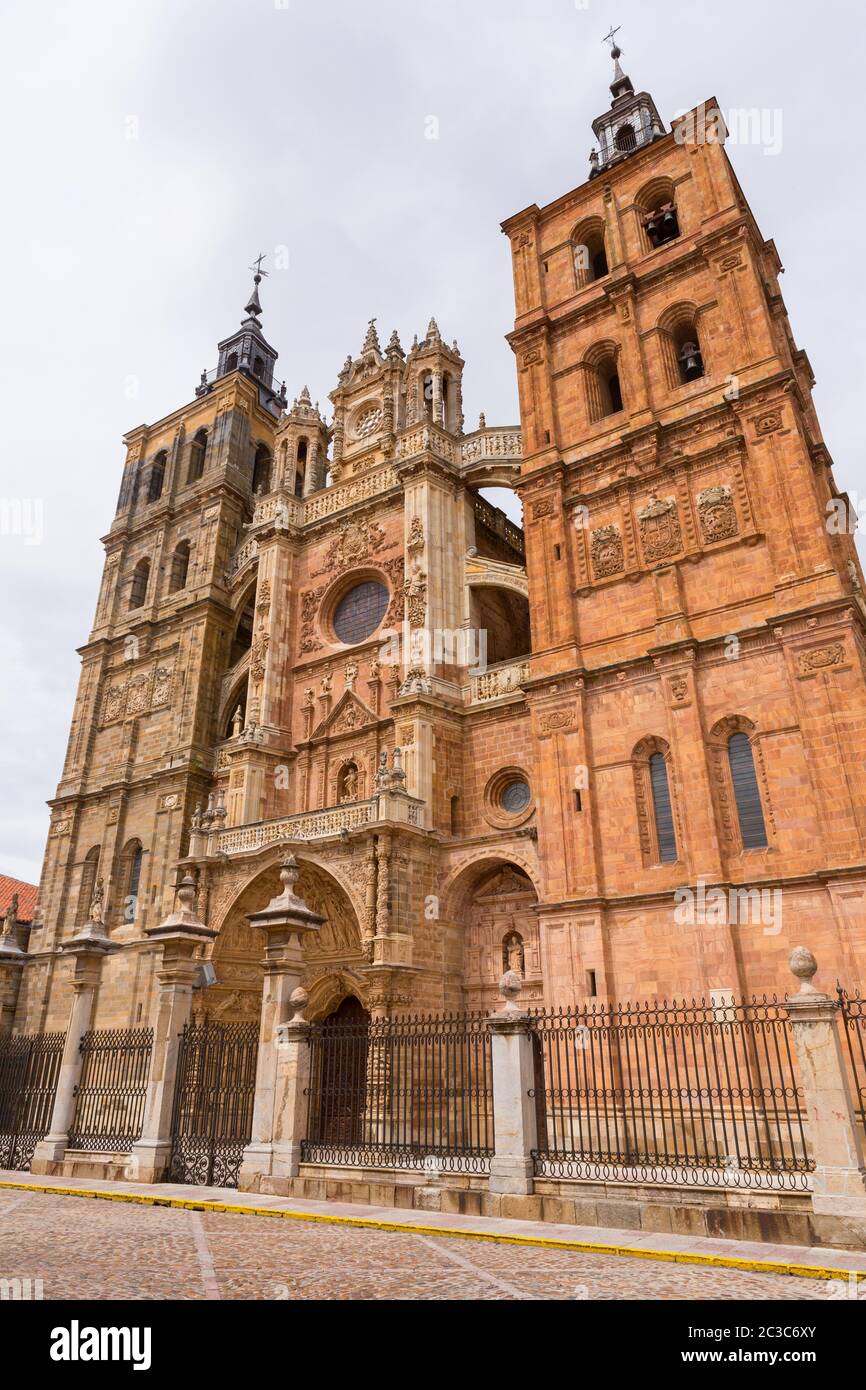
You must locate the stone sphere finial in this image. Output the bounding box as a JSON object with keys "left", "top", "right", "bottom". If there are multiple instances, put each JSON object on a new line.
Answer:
{"left": 789, "top": 946, "right": 819, "bottom": 994}
{"left": 498, "top": 969, "right": 523, "bottom": 1014}
{"left": 288, "top": 986, "right": 309, "bottom": 1023}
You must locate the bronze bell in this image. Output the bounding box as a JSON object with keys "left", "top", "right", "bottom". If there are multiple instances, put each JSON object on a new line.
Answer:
{"left": 645, "top": 212, "right": 660, "bottom": 244}
{"left": 679, "top": 341, "right": 704, "bottom": 381}
{"left": 661, "top": 207, "right": 679, "bottom": 240}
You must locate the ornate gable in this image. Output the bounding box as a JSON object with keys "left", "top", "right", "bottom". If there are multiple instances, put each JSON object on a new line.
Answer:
{"left": 309, "top": 689, "right": 379, "bottom": 742}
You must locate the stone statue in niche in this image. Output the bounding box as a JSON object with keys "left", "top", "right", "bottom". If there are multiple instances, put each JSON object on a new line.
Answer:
{"left": 339, "top": 762, "right": 359, "bottom": 803}
{"left": 502, "top": 930, "right": 525, "bottom": 976}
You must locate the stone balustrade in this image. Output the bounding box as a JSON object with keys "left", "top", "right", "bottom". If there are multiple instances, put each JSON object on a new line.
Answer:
{"left": 460, "top": 427, "right": 523, "bottom": 464}
{"left": 211, "top": 790, "right": 424, "bottom": 856}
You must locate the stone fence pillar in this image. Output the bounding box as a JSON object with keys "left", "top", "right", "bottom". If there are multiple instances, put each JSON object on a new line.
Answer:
{"left": 786, "top": 946, "right": 866, "bottom": 1218}
{"left": 239, "top": 853, "right": 323, "bottom": 1189}
{"left": 31, "top": 926, "right": 118, "bottom": 1173}
{"left": 129, "top": 875, "right": 216, "bottom": 1183}
{"left": 487, "top": 971, "right": 537, "bottom": 1196}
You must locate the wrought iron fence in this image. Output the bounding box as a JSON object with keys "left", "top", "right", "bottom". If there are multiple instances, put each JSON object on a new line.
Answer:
{"left": 302, "top": 1011, "right": 494, "bottom": 1173}
{"left": 67, "top": 1028, "right": 153, "bottom": 1152}
{"left": 530, "top": 996, "right": 813, "bottom": 1190}
{"left": 837, "top": 987, "right": 866, "bottom": 1137}
{"left": 0, "top": 1032, "right": 65, "bottom": 1170}
{"left": 169, "top": 1020, "right": 258, "bottom": 1188}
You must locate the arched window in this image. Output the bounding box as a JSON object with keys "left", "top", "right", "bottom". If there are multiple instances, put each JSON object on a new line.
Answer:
{"left": 120, "top": 839, "right": 143, "bottom": 924}
{"left": 584, "top": 344, "right": 624, "bottom": 421}
{"left": 169, "top": 539, "right": 190, "bottom": 593}
{"left": 421, "top": 372, "right": 433, "bottom": 420}
{"left": 226, "top": 351, "right": 238, "bottom": 373}
{"left": 253, "top": 355, "right": 265, "bottom": 378}
{"left": 187, "top": 428, "right": 207, "bottom": 483}
{"left": 615, "top": 124, "right": 637, "bottom": 152}
{"left": 572, "top": 218, "right": 609, "bottom": 288}
{"left": 637, "top": 178, "right": 680, "bottom": 251}
{"left": 649, "top": 752, "right": 678, "bottom": 863}
{"left": 252, "top": 444, "right": 272, "bottom": 495}
{"left": 147, "top": 451, "right": 166, "bottom": 503}
{"left": 129, "top": 558, "right": 150, "bottom": 610}
{"left": 658, "top": 306, "right": 706, "bottom": 389}
{"left": 295, "top": 438, "right": 308, "bottom": 498}
{"left": 76, "top": 846, "right": 101, "bottom": 927}
{"left": 633, "top": 738, "right": 679, "bottom": 866}
{"left": 728, "top": 733, "right": 768, "bottom": 849}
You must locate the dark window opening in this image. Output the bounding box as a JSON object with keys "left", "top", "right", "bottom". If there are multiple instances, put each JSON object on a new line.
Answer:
{"left": 554, "top": 544, "right": 561, "bottom": 560}
{"left": 574, "top": 789, "right": 582, "bottom": 811}
{"left": 586, "top": 969, "right": 598, "bottom": 998}
{"left": 147, "top": 452, "right": 166, "bottom": 503}
{"left": 230, "top": 596, "right": 255, "bottom": 666}
{"left": 615, "top": 124, "right": 637, "bottom": 152}
{"left": 252, "top": 444, "right": 272, "bottom": 495}
{"left": 226, "top": 352, "right": 239, "bottom": 372}
{"left": 253, "top": 355, "right": 265, "bottom": 377}
{"left": 295, "top": 438, "right": 308, "bottom": 498}
{"left": 129, "top": 559, "right": 150, "bottom": 610}
{"left": 604, "top": 369, "right": 623, "bottom": 416}
{"left": 450, "top": 795, "right": 460, "bottom": 836}
{"left": 169, "top": 540, "right": 190, "bottom": 593}
{"left": 188, "top": 428, "right": 207, "bottom": 483}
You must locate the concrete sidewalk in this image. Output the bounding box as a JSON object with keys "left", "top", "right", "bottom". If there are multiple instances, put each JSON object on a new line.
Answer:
{"left": 2, "top": 1169, "right": 865, "bottom": 1283}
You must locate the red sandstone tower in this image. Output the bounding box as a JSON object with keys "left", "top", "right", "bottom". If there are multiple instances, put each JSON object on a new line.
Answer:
{"left": 502, "top": 42, "right": 866, "bottom": 1004}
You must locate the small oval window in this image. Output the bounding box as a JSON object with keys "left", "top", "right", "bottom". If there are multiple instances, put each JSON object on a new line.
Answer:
{"left": 332, "top": 581, "right": 389, "bottom": 645}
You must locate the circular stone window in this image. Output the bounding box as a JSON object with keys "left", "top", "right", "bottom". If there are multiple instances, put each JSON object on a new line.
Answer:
{"left": 483, "top": 767, "right": 535, "bottom": 829}
{"left": 500, "top": 778, "right": 531, "bottom": 815}
{"left": 332, "top": 580, "right": 389, "bottom": 645}
{"left": 354, "top": 404, "right": 383, "bottom": 439}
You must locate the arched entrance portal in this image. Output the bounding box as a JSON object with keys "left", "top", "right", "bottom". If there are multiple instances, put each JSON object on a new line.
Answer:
{"left": 312, "top": 994, "right": 373, "bottom": 1147}
{"left": 202, "top": 857, "right": 368, "bottom": 1025}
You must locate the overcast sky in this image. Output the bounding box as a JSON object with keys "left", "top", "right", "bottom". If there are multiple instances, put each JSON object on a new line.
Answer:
{"left": 1, "top": 0, "right": 864, "bottom": 886}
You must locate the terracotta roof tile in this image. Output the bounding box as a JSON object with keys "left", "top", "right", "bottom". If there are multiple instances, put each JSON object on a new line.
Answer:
{"left": 0, "top": 874, "right": 38, "bottom": 923}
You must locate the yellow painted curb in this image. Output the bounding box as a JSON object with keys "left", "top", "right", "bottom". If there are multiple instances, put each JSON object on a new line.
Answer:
{"left": 2, "top": 1178, "right": 864, "bottom": 1284}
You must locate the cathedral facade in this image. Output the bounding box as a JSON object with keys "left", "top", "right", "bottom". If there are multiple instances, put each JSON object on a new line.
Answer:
{"left": 8, "top": 55, "right": 866, "bottom": 1042}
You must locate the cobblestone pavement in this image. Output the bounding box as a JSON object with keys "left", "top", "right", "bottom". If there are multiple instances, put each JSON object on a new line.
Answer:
{"left": 0, "top": 1189, "right": 840, "bottom": 1300}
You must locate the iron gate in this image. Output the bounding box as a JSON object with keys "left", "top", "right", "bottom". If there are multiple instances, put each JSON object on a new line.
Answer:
{"left": 0, "top": 1032, "right": 65, "bottom": 1170}
{"left": 169, "top": 1020, "right": 258, "bottom": 1187}
{"left": 68, "top": 1028, "right": 153, "bottom": 1151}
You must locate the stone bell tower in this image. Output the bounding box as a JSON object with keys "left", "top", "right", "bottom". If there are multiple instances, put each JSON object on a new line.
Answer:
{"left": 500, "top": 38, "right": 866, "bottom": 1003}
{"left": 18, "top": 265, "right": 288, "bottom": 1031}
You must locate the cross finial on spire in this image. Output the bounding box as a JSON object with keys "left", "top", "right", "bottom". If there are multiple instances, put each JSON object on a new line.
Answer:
{"left": 602, "top": 24, "right": 622, "bottom": 56}
{"left": 249, "top": 251, "right": 269, "bottom": 282}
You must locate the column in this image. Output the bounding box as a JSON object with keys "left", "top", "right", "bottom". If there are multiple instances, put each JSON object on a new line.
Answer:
{"left": 487, "top": 971, "right": 537, "bottom": 1196}
{"left": 30, "top": 931, "right": 117, "bottom": 1173}
{"left": 129, "top": 875, "right": 216, "bottom": 1183}
{"left": 239, "top": 853, "right": 323, "bottom": 1188}
{"left": 786, "top": 947, "right": 866, "bottom": 1217}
